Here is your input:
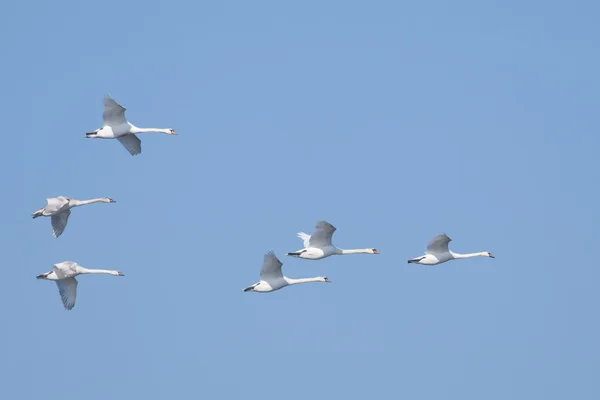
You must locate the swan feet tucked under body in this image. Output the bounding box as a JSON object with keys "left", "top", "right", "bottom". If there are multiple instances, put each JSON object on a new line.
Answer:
{"left": 408, "top": 233, "right": 495, "bottom": 266}
{"left": 286, "top": 220, "right": 379, "bottom": 260}
{"left": 85, "top": 95, "right": 177, "bottom": 156}
{"left": 32, "top": 196, "right": 116, "bottom": 238}
{"left": 37, "top": 261, "right": 125, "bottom": 310}
{"left": 243, "top": 251, "right": 331, "bottom": 293}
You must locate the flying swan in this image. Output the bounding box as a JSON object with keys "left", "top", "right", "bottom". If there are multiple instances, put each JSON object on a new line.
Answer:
{"left": 37, "top": 261, "right": 125, "bottom": 310}
{"left": 243, "top": 251, "right": 331, "bottom": 293}
{"left": 32, "top": 196, "right": 116, "bottom": 238}
{"left": 408, "top": 233, "right": 495, "bottom": 265}
{"left": 286, "top": 220, "right": 379, "bottom": 260}
{"left": 85, "top": 95, "right": 177, "bottom": 156}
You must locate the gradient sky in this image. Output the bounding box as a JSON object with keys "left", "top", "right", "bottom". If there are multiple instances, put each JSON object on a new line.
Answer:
{"left": 2, "top": 1, "right": 600, "bottom": 399}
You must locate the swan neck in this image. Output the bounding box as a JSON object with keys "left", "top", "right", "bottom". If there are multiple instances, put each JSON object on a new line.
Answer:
{"left": 450, "top": 251, "right": 487, "bottom": 259}
{"left": 71, "top": 198, "right": 105, "bottom": 207}
{"left": 285, "top": 277, "right": 320, "bottom": 285}
{"left": 339, "top": 248, "right": 371, "bottom": 255}
{"left": 78, "top": 268, "right": 116, "bottom": 275}
{"left": 130, "top": 127, "right": 170, "bottom": 134}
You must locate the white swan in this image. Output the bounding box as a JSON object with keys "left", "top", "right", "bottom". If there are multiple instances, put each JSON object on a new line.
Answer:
{"left": 408, "top": 233, "right": 495, "bottom": 265}
{"left": 32, "top": 196, "right": 116, "bottom": 238}
{"left": 286, "top": 220, "right": 379, "bottom": 260}
{"left": 243, "top": 251, "right": 331, "bottom": 293}
{"left": 36, "top": 261, "right": 124, "bottom": 310}
{"left": 85, "top": 95, "right": 177, "bottom": 156}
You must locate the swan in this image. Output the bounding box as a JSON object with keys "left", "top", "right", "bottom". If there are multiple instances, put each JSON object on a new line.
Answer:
{"left": 408, "top": 233, "right": 495, "bottom": 265}
{"left": 243, "top": 251, "right": 331, "bottom": 293}
{"left": 32, "top": 196, "right": 116, "bottom": 238}
{"left": 85, "top": 95, "right": 177, "bottom": 156}
{"left": 286, "top": 220, "right": 379, "bottom": 260}
{"left": 36, "top": 261, "right": 124, "bottom": 310}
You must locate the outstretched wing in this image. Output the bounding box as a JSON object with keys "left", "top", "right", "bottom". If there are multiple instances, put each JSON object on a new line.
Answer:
{"left": 117, "top": 135, "right": 142, "bottom": 156}
{"left": 103, "top": 95, "right": 127, "bottom": 126}
{"left": 426, "top": 233, "right": 452, "bottom": 255}
{"left": 309, "top": 221, "right": 337, "bottom": 247}
{"left": 51, "top": 210, "right": 71, "bottom": 238}
{"left": 260, "top": 251, "right": 284, "bottom": 280}
{"left": 55, "top": 278, "right": 78, "bottom": 311}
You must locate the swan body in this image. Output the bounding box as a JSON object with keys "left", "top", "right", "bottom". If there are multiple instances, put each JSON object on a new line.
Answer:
{"left": 243, "top": 251, "right": 331, "bottom": 293}
{"left": 86, "top": 95, "right": 177, "bottom": 156}
{"left": 32, "top": 196, "right": 116, "bottom": 238}
{"left": 36, "top": 261, "right": 124, "bottom": 310}
{"left": 286, "top": 220, "right": 379, "bottom": 260}
{"left": 408, "top": 233, "right": 495, "bottom": 265}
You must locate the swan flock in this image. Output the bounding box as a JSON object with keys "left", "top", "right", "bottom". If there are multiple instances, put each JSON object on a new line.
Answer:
{"left": 33, "top": 95, "right": 495, "bottom": 309}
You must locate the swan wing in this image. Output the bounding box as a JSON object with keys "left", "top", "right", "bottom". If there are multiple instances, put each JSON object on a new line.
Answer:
{"left": 103, "top": 95, "right": 127, "bottom": 126}
{"left": 260, "top": 251, "right": 284, "bottom": 280}
{"left": 45, "top": 197, "right": 69, "bottom": 212}
{"left": 55, "top": 278, "right": 78, "bottom": 310}
{"left": 309, "top": 221, "right": 336, "bottom": 247}
{"left": 117, "top": 135, "right": 142, "bottom": 156}
{"left": 426, "top": 233, "right": 452, "bottom": 255}
{"left": 53, "top": 261, "right": 78, "bottom": 278}
{"left": 297, "top": 232, "right": 311, "bottom": 248}
{"left": 51, "top": 210, "right": 71, "bottom": 238}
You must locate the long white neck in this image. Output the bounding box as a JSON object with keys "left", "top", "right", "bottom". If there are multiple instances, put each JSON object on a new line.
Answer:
{"left": 78, "top": 267, "right": 119, "bottom": 276}
{"left": 71, "top": 198, "right": 106, "bottom": 207}
{"left": 338, "top": 248, "right": 373, "bottom": 255}
{"left": 285, "top": 277, "right": 322, "bottom": 285}
{"left": 450, "top": 251, "right": 488, "bottom": 259}
{"left": 130, "top": 127, "right": 171, "bottom": 134}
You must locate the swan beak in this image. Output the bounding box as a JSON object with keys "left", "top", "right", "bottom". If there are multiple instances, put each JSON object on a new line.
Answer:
{"left": 117, "top": 271, "right": 125, "bottom": 276}
{"left": 324, "top": 278, "right": 331, "bottom": 283}
{"left": 373, "top": 249, "right": 380, "bottom": 254}
{"left": 489, "top": 253, "right": 495, "bottom": 258}
{"left": 108, "top": 198, "right": 116, "bottom": 203}
{"left": 170, "top": 129, "right": 177, "bottom": 135}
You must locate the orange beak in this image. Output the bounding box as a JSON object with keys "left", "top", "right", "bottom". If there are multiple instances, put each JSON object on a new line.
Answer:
{"left": 373, "top": 249, "right": 380, "bottom": 254}
{"left": 170, "top": 129, "right": 177, "bottom": 135}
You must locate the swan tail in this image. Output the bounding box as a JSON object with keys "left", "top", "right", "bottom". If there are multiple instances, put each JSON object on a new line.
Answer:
{"left": 286, "top": 249, "right": 307, "bottom": 257}
{"left": 243, "top": 283, "right": 257, "bottom": 292}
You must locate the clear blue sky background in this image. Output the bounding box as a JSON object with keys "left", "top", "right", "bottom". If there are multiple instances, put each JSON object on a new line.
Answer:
{"left": 2, "top": 1, "right": 599, "bottom": 399}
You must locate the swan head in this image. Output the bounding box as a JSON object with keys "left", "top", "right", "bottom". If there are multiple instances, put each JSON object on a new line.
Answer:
{"left": 370, "top": 248, "right": 380, "bottom": 254}
{"left": 113, "top": 271, "right": 125, "bottom": 276}
{"left": 486, "top": 252, "right": 495, "bottom": 258}
{"left": 102, "top": 197, "right": 116, "bottom": 203}
{"left": 319, "top": 277, "right": 331, "bottom": 283}
{"left": 168, "top": 129, "right": 177, "bottom": 135}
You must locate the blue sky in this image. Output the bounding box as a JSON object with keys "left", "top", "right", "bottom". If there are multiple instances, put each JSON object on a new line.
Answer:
{"left": 2, "top": 0, "right": 599, "bottom": 399}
